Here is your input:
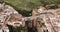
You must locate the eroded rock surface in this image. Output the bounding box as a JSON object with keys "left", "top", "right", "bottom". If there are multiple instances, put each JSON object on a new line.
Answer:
{"left": 0, "top": 3, "right": 24, "bottom": 32}
{"left": 0, "top": 3, "right": 60, "bottom": 32}
{"left": 31, "top": 6, "right": 60, "bottom": 32}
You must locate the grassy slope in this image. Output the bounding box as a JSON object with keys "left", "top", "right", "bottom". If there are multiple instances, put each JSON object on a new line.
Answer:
{"left": 4, "top": 0, "right": 42, "bottom": 11}
{"left": 4, "top": 0, "right": 60, "bottom": 11}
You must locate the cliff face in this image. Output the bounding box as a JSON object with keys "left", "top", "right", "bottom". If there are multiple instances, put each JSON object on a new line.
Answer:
{"left": 0, "top": 3, "right": 25, "bottom": 32}
{"left": 1, "top": 2, "right": 60, "bottom": 32}
{"left": 31, "top": 6, "right": 60, "bottom": 32}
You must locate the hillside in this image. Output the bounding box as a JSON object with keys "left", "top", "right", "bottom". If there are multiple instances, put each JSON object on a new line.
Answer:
{"left": 2, "top": 0, "right": 60, "bottom": 11}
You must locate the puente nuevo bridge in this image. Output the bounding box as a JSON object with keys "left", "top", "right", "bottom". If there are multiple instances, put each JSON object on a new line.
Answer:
{"left": 0, "top": 3, "right": 60, "bottom": 32}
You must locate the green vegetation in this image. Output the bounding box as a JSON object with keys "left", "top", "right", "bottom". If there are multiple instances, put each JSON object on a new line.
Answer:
{"left": 2, "top": 0, "right": 60, "bottom": 17}
{"left": 0, "top": 0, "right": 58, "bottom": 11}
{"left": 0, "top": 0, "right": 60, "bottom": 11}
{"left": 4, "top": 0, "right": 42, "bottom": 11}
